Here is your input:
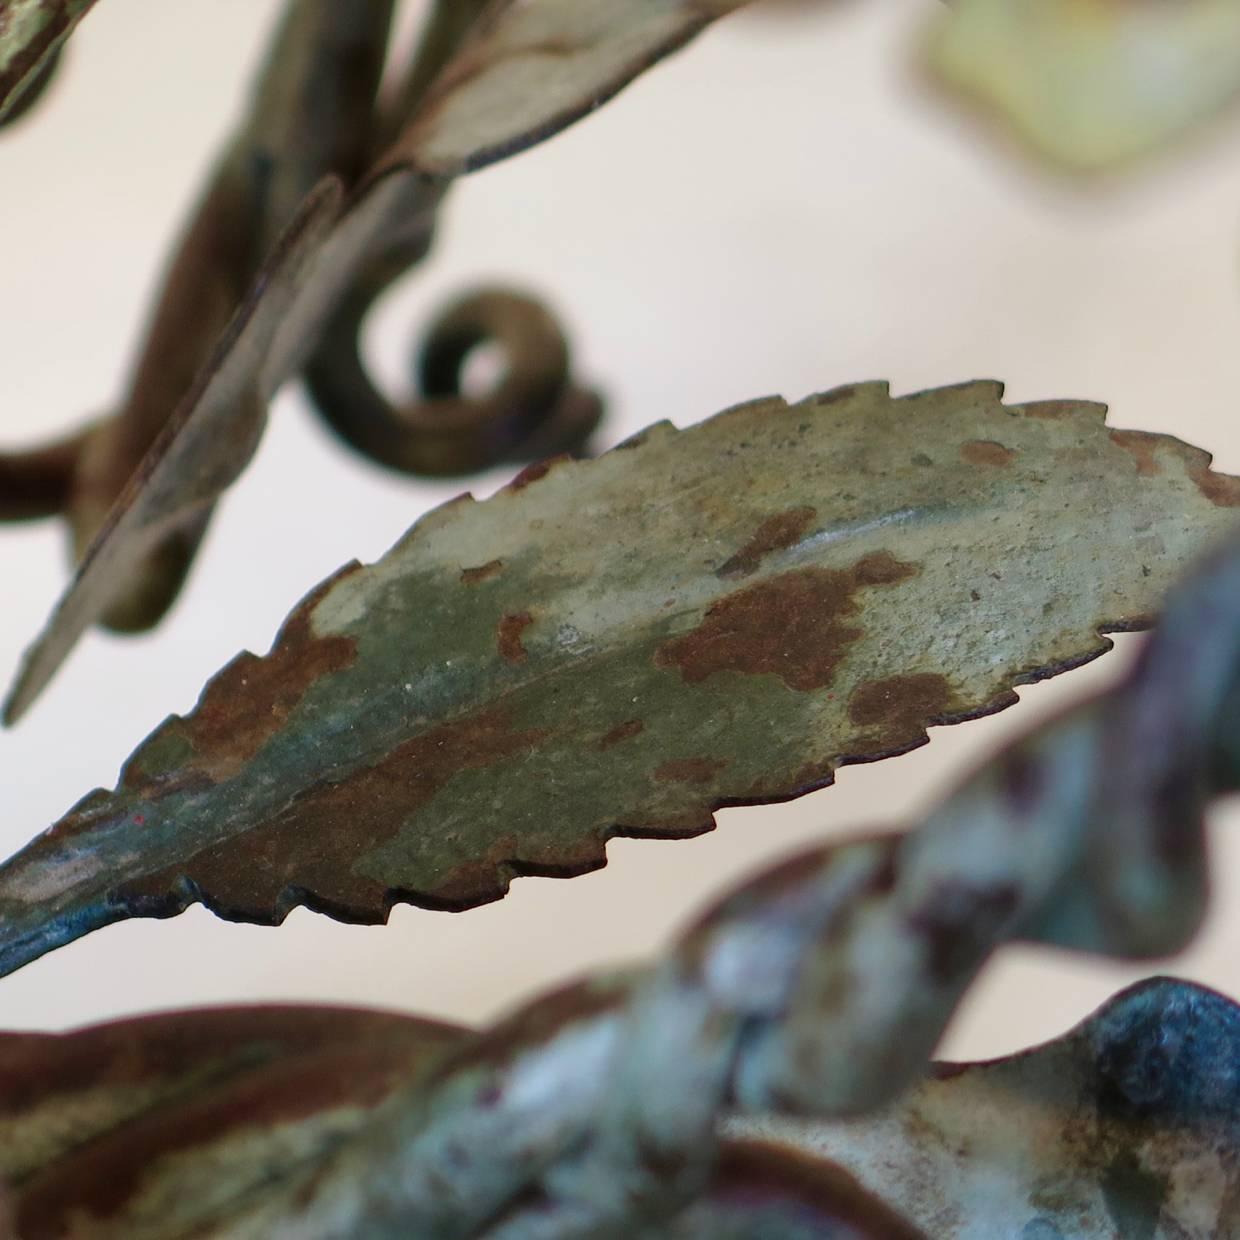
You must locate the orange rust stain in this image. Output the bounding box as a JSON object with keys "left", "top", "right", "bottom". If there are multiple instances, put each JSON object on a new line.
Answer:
{"left": 116, "top": 708, "right": 550, "bottom": 916}
{"left": 847, "top": 674, "right": 956, "bottom": 749}
{"left": 718, "top": 507, "right": 817, "bottom": 578}
{"left": 505, "top": 453, "right": 570, "bottom": 492}
{"left": 497, "top": 612, "right": 534, "bottom": 664}
{"left": 655, "top": 757, "right": 729, "bottom": 785}
{"left": 598, "top": 719, "right": 644, "bottom": 750}
{"left": 461, "top": 559, "right": 503, "bottom": 585}
{"left": 1111, "top": 431, "right": 1240, "bottom": 505}
{"left": 656, "top": 554, "right": 918, "bottom": 693}
{"left": 123, "top": 566, "right": 361, "bottom": 789}
{"left": 1109, "top": 429, "right": 1163, "bottom": 477}
{"left": 1186, "top": 453, "right": 1240, "bottom": 507}
{"left": 960, "top": 440, "right": 1015, "bottom": 467}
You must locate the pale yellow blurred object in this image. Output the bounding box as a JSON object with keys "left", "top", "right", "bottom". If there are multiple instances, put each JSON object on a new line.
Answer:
{"left": 929, "top": 0, "right": 1240, "bottom": 171}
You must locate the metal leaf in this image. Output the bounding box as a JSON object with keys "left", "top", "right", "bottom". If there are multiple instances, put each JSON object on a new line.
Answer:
{"left": 3, "top": 0, "right": 750, "bottom": 720}
{"left": 0, "top": 1003, "right": 463, "bottom": 1237}
{"left": 0, "top": 995, "right": 925, "bottom": 1238}
{"left": 0, "top": 0, "right": 96, "bottom": 121}
{"left": 1, "top": 380, "right": 1238, "bottom": 976}
{"left": 928, "top": 0, "right": 1240, "bottom": 171}
{"left": 729, "top": 977, "right": 1240, "bottom": 1239}
{"left": 380, "top": 0, "right": 753, "bottom": 178}
{"left": 15, "top": 986, "right": 1230, "bottom": 1236}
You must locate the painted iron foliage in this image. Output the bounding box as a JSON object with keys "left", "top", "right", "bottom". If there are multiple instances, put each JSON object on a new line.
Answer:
{"left": 5, "top": 3, "right": 1240, "bottom": 1237}
{"left": 6, "top": 529, "right": 1240, "bottom": 1233}
{"left": 2, "top": 380, "right": 1239, "bottom": 976}
{"left": 732, "top": 977, "right": 1240, "bottom": 1238}
{"left": 1, "top": 0, "right": 750, "bottom": 720}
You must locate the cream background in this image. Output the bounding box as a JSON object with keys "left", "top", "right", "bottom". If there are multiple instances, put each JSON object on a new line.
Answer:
{"left": 2, "top": 0, "right": 1240, "bottom": 1062}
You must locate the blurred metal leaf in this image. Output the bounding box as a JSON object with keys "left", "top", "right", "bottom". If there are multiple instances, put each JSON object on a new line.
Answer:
{"left": 0, "top": 1003, "right": 463, "bottom": 1237}
{"left": 39, "top": 0, "right": 398, "bottom": 635}
{"left": 20, "top": 984, "right": 1233, "bottom": 1236}
{"left": 0, "top": 0, "right": 95, "bottom": 122}
{"left": 928, "top": 0, "right": 1240, "bottom": 171}
{"left": 0, "top": 994, "right": 924, "bottom": 1238}
{"left": 379, "top": 0, "right": 753, "bottom": 178}
{"left": 1, "top": 380, "right": 1238, "bottom": 975}
{"left": 3, "top": 0, "right": 750, "bottom": 720}
{"left": 731, "top": 977, "right": 1240, "bottom": 1239}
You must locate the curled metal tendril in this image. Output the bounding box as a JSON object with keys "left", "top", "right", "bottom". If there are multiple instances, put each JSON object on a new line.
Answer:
{"left": 258, "top": 531, "right": 1240, "bottom": 1237}
{"left": 305, "top": 277, "right": 603, "bottom": 478}
{"left": 0, "top": 2, "right": 600, "bottom": 641}
{"left": 0, "top": 420, "right": 88, "bottom": 522}
{"left": 0, "top": 277, "right": 601, "bottom": 633}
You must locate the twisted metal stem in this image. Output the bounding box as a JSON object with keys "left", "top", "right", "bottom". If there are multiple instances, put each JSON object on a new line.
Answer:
{"left": 304, "top": 280, "right": 603, "bottom": 478}
{"left": 260, "top": 530, "right": 1240, "bottom": 1238}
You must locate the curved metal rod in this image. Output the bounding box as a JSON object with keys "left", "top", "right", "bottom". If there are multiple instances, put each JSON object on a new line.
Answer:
{"left": 304, "top": 274, "right": 603, "bottom": 477}
{"left": 0, "top": 422, "right": 90, "bottom": 522}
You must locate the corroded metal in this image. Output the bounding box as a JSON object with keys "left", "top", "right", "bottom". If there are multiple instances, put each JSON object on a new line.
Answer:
{"left": 2, "top": 380, "right": 1238, "bottom": 975}
{"left": 0, "top": 424, "right": 91, "bottom": 522}
{"left": 0, "top": 1003, "right": 464, "bottom": 1238}
{"left": 305, "top": 285, "right": 604, "bottom": 476}
{"left": 0, "top": 995, "right": 924, "bottom": 1238}
{"left": 20, "top": 0, "right": 398, "bottom": 635}
{"left": 2, "top": 0, "right": 750, "bottom": 718}
{"left": 732, "top": 977, "right": 1240, "bottom": 1238}
{"left": 5, "top": 525, "right": 1240, "bottom": 1231}
{"left": 928, "top": 0, "right": 1240, "bottom": 171}
{"left": 0, "top": 0, "right": 95, "bottom": 121}
{"left": 198, "top": 532, "right": 1240, "bottom": 1236}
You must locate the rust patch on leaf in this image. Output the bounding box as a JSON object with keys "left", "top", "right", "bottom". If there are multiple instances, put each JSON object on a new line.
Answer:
{"left": 598, "top": 719, "right": 644, "bottom": 750}
{"left": 960, "top": 440, "right": 1015, "bottom": 467}
{"left": 461, "top": 559, "right": 504, "bottom": 585}
{"left": 847, "top": 674, "right": 957, "bottom": 748}
{"left": 116, "top": 708, "right": 550, "bottom": 918}
{"left": 123, "top": 567, "right": 361, "bottom": 790}
{"left": 505, "top": 454, "right": 571, "bottom": 492}
{"left": 1185, "top": 453, "right": 1240, "bottom": 507}
{"left": 657, "top": 554, "right": 919, "bottom": 692}
{"left": 184, "top": 571, "right": 359, "bottom": 775}
{"left": 655, "top": 757, "right": 729, "bottom": 785}
{"left": 718, "top": 507, "right": 817, "bottom": 578}
{"left": 497, "top": 611, "right": 534, "bottom": 664}
{"left": 1109, "top": 430, "right": 1163, "bottom": 477}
